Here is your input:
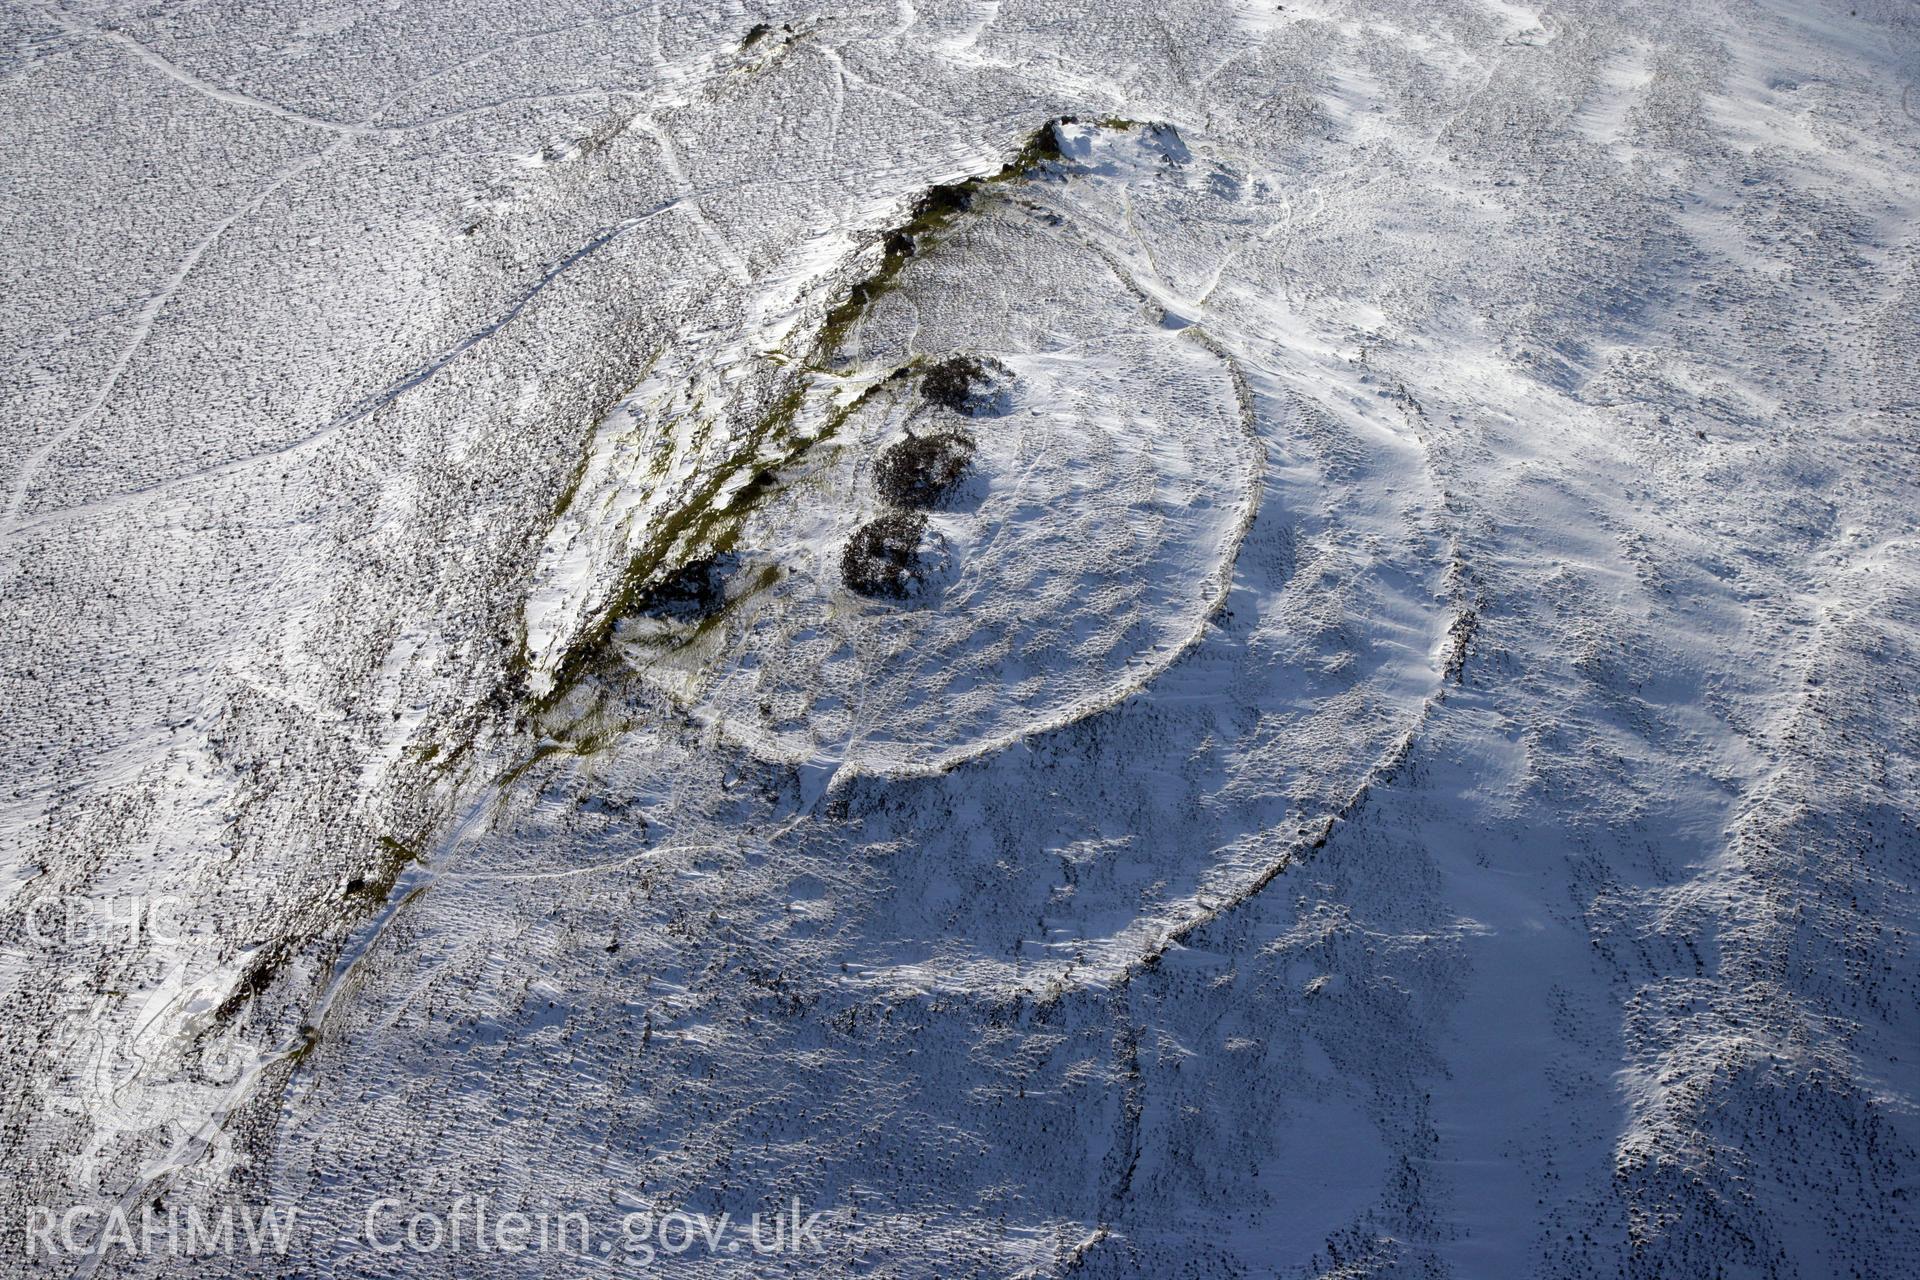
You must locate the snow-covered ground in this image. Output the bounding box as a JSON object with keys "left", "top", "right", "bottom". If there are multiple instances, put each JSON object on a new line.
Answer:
{"left": 3, "top": 0, "right": 1918, "bottom": 1276}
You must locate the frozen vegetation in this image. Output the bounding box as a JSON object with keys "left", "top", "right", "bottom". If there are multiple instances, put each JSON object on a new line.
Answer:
{"left": 2, "top": 0, "right": 1918, "bottom": 1276}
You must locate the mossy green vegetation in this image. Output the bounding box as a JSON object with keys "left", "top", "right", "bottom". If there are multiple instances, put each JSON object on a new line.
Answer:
{"left": 356, "top": 836, "right": 421, "bottom": 905}
{"left": 813, "top": 116, "right": 1086, "bottom": 369}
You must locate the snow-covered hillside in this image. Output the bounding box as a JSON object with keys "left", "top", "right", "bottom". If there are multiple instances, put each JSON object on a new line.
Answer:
{"left": 3, "top": 0, "right": 1917, "bottom": 1276}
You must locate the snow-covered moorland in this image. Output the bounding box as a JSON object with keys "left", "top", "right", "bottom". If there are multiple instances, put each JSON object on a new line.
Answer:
{"left": 2, "top": 0, "right": 1918, "bottom": 1275}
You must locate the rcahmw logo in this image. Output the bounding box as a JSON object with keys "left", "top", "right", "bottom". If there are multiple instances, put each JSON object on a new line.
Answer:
{"left": 24, "top": 1203, "right": 298, "bottom": 1258}
{"left": 22, "top": 894, "right": 187, "bottom": 947}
